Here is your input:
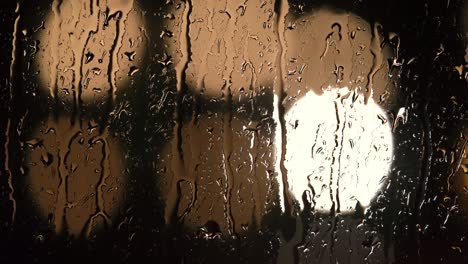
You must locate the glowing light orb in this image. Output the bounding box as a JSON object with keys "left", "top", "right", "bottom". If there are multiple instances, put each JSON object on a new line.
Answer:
{"left": 284, "top": 87, "right": 393, "bottom": 213}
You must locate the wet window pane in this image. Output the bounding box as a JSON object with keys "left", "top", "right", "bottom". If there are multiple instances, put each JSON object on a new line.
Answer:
{"left": 1, "top": 0, "right": 467, "bottom": 263}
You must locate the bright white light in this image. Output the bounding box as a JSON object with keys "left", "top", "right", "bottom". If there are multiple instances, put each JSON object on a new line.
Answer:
{"left": 284, "top": 87, "right": 393, "bottom": 214}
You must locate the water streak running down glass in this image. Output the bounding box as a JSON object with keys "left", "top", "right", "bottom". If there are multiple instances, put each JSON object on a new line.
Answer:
{"left": 0, "top": 0, "right": 467, "bottom": 263}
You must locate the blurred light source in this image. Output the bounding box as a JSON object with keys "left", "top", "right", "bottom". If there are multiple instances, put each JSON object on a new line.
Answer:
{"left": 284, "top": 87, "right": 393, "bottom": 214}
{"left": 36, "top": 0, "right": 146, "bottom": 102}
{"left": 24, "top": 116, "right": 128, "bottom": 237}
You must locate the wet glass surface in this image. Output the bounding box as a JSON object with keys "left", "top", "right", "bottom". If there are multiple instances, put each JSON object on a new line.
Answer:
{"left": 0, "top": 0, "right": 467, "bottom": 263}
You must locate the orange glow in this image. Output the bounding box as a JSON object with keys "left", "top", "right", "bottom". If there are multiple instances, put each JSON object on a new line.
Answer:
{"left": 36, "top": 0, "right": 147, "bottom": 102}
{"left": 24, "top": 116, "right": 127, "bottom": 237}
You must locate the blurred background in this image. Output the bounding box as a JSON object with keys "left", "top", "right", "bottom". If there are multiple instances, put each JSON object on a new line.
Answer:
{"left": 0, "top": 0, "right": 467, "bottom": 263}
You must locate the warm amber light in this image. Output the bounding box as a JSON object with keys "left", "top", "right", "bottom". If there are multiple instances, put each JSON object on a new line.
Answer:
{"left": 36, "top": 0, "right": 146, "bottom": 102}
{"left": 24, "top": 116, "right": 127, "bottom": 237}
